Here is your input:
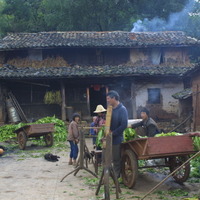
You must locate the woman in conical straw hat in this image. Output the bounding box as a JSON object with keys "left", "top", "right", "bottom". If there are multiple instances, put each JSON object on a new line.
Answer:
{"left": 93, "top": 105, "right": 107, "bottom": 163}
{"left": 94, "top": 105, "right": 106, "bottom": 150}
{"left": 94, "top": 105, "right": 107, "bottom": 128}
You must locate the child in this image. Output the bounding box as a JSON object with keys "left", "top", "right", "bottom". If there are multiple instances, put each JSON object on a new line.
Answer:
{"left": 67, "top": 113, "right": 80, "bottom": 166}
{"left": 90, "top": 116, "right": 97, "bottom": 145}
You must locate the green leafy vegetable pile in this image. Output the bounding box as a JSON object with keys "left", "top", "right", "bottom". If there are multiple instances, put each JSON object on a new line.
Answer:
{"left": 35, "top": 116, "right": 67, "bottom": 142}
{"left": 0, "top": 124, "right": 17, "bottom": 142}
{"left": 155, "top": 132, "right": 182, "bottom": 137}
{"left": 123, "top": 128, "right": 136, "bottom": 142}
{"left": 192, "top": 136, "right": 200, "bottom": 151}
{"left": 96, "top": 126, "right": 105, "bottom": 148}
{"left": 0, "top": 116, "right": 67, "bottom": 142}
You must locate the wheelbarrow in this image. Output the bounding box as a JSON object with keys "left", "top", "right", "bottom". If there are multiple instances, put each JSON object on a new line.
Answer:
{"left": 121, "top": 134, "right": 197, "bottom": 188}
{"left": 14, "top": 123, "right": 55, "bottom": 150}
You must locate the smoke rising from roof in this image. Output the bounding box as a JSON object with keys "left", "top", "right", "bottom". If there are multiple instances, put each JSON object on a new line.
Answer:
{"left": 131, "top": 0, "right": 196, "bottom": 32}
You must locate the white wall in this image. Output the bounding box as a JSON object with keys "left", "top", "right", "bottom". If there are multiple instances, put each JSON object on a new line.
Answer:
{"left": 135, "top": 82, "right": 183, "bottom": 115}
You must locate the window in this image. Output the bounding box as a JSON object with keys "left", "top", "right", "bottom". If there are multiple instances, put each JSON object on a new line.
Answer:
{"left": 148, "top": 88, "right": 161, "bottom": 104}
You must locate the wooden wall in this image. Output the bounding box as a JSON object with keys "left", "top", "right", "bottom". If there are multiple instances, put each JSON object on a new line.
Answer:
{"left": 0, "top": 84, "right": 6, "bottom": 124}
{"left": 130, "top": 47, "right": 189, "bottom": 65}
{"left": 6, "top": 81, "right": 61, "bottom": 122}
{"left": 3, "top": 48, "right": 129, "bottom": 67}
{"left": 192, "top": 73, "right": 200, "bottom": 131}
{"left": 164, "top": 48, "right": 189, "bottom": 64}
{"left": 3, "top": 46, "right": 190, "bottom": 68}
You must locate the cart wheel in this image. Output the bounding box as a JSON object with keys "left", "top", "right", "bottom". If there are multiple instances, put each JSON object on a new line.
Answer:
{"left": 44, "top": 133, "right": 54, "bottom": 147}
{"left": 18, "top": 131, "right": 27, "bottom": 150}
{"left": 121, "top": 149, "right": 138, "bottom": 188}
{"left": 169, "top": 155, "right": 190, "bottom": 183}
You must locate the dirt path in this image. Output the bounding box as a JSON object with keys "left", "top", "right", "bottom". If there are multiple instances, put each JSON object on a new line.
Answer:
{"left": 0, "top": 139, "right": 200, "bottom": 200}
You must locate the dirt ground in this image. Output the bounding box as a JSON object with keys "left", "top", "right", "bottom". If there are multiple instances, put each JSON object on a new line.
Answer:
{"left": 0, "top": 138, "right": 200, "bottom": 200}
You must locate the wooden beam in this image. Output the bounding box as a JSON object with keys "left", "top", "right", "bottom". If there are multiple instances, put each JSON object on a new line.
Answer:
{"left": 11, "top": 80, "right": 50, "bottom": 87}
{"left": 0, "top": 84, "right": 5, "bottom": 124}
{"left": 131, "top": 82, "right": 137, "bottom": 118}
{"left": 86, "top": 87, "right": 90, "bottom": 114}
{"left": 104, "top": 105, "right": 113, "bottom": 137}
{"left": 60, "top": 81, "right": 66, "bottom": 121}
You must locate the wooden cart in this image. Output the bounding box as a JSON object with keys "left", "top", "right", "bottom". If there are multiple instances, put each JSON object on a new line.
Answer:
{"left": 15, "top": 123, "right": 55, "bottom": 150}
{"left": 121, "top": 135, "right": 197, "bottom": 188}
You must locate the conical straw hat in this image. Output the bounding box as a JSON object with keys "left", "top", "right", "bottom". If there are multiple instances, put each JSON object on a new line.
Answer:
{"left": 94, "top": 105, "right": 107, "bottom": 113}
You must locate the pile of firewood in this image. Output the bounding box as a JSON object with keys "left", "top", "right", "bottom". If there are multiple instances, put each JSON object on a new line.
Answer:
{"left": 5, "top": 56, "right": 69, "bottom": 68}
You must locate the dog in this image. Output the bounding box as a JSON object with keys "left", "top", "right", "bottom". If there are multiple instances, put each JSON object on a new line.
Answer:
{"left": 84, "top": 151, "right": 95, "bottom": 163}
{"left": 44, "top": 153, "right": 60, "bottom": 162}
{"left": 83, "top": 151, "right": 95, "bottom": 168}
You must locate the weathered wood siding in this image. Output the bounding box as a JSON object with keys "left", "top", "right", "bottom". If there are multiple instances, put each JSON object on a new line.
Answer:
{"left": 0, "top": 52, "right": 5, "bottom": 65}
{"left": 192, "top": 73, "right": 200, "bottom": 131}
{"left": 130, "top": 47, "right": 189, "bottom": 65}
{"left": 6, "top": 81, "right": 61, "bottom": 122}
{"left": 164, "top": 48, "right": 189, "bottom": 64}
{"left": 4, "top": 48, "right": 129, "bottom": 66}
{"left": 0, "top": 84, "right": 6, "bottom": 124}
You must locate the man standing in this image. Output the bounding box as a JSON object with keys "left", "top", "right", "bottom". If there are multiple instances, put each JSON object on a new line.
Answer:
{"left": 106, "top": 90, "right": 128, "bottom": 178}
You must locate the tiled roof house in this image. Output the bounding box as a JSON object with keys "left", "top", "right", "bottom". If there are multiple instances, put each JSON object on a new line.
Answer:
{"left": 0, "top": 31, "right": 199, "bottom": 126}
{"left": 0, "top": 31, "right": 198, "bottom": 78}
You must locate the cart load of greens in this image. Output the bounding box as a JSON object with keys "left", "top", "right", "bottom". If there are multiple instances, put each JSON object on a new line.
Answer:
{"left": 0, "top": 116, "right": 67, "bottom": 143}
{"left": 123, "top": 128, "right": 200, "bottom": 151}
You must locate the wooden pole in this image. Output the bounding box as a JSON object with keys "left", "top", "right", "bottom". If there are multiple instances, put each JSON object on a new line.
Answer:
{"left": 194, "top": 84, "right": 199, "bottom": 131}
{"left": 131, "top": 83, "right": 137, "bottom": 119}
{"left": 0, "top": 84, "right": 5, "bottom": 124}
{"left": 86, "top": 87, "right": 90, "bottom": 115}
{"left": 103, "top": 106, "right": 112, "bottom": 200}
{"left": 104, "top": 106, "right": 112, "bottom": 137}
{"left": 60, "top": 128, "right": 97, "bottom": 182}
{"left": 141, "top": 150, "right": 200, "bottom": 200}
{"left": 60, "top": 81, "right": 66, "bottom": 121}
{"left": 96, "top": 105, "right": 121, "bottom": 200}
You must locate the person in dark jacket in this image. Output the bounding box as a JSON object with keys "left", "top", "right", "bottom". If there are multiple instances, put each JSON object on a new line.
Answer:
{"left": 106, "top": 90, "right": 128, "bottom": 178}
{"left": 131, "top": 107, "right": 159, "bottom": 137}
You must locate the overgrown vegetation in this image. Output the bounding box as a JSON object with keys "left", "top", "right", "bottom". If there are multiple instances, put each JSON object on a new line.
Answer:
{"left": 154, "top": 189, "right": 200, "bottom": 199}
{"left": 190, "top": 156, "right": 200, "bottom": 179}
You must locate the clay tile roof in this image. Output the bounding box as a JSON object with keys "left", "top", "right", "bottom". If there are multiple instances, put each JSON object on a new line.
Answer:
{"left": 0, "top": 64, "right": 196, "bottom": 79}
{"left": 0, "top": 31, "right": 198, "bottom": 49}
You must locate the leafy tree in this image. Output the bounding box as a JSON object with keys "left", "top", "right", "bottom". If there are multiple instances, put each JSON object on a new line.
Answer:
{"left": 40, "top": 0, "right": 136, "bottom": 31}
{"left": 185, "top": 0, "right": 200, "bottom": 38}
{"left": 0, "top": 0, "right": 191, "bottom": 36}
{"left": 0, "top": 0, "right": 45, "bottom": 34}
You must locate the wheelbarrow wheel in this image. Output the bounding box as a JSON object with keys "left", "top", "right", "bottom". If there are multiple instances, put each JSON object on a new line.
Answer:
{"left": 18, "top": 131, "right": 27, "bottom": 150}
{"left": 44, "top": 133, "right": 54, "bottom": 147}
{"left": 121, "top": 149, "right": 138, "bottom": 188}
{"left": 169, "top": 155, "right": 190, "bottom": 183}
